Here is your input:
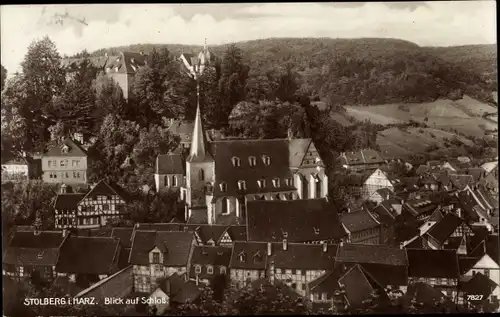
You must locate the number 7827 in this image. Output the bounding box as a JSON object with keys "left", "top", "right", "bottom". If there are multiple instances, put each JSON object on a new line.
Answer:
{"left": 467, "top": 295, "right": 484, "bottom": 301}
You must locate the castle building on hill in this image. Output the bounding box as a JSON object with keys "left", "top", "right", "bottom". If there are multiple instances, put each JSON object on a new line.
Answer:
{"left": 155, "top": 40, "right": 328, "bottom": 225}
{"left": 180, "top": 38, "right": 216, "bottom": 77}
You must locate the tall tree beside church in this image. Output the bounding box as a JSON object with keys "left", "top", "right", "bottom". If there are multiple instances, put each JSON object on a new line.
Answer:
{"left": 217, "top": 44, "right": 249, "bottom": 128}
{"left": 93, "top": 73, "right": 126, "bottom": 120}
{"left": 199, "top": 63, "right": 222, "bottom": 128}
{"left": 20, "top": 36, "right": 66, "bottom": 152}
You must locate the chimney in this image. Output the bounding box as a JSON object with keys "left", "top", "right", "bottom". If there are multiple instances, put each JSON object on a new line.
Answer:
{"left": 399, "top": 242, "right": 404, "bottom": 249}
{"left": 287, "top": 128, "right": 293, "bottom": 140}
{"left": 62, "top": 228, "right": 68, "bottom": 238}
{"left": 60, "top": 184, "right": 67, "bottom": 194}
{"left": 282, "top": 239, "right": 288, "bottom": 251}
{"left": 195, "top": 275, "right": 199, "bottom": 286}
{"left": 322, "top": 242, "right": 328, "bottom": 253}
{"left": 267, "top": 242, "right": 272, "bottom": 256}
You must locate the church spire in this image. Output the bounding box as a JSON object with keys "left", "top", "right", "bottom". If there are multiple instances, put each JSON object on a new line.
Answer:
{"left": 187, "top": 82, "right": 213, "bottom": 163}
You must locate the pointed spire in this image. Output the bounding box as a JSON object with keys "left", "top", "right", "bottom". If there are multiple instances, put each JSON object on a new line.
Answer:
{"left": 204, "top": 38, "right": 208, "bottom": 50}
{"left": 187, "top": 82, "right": 213, "bottom": 163}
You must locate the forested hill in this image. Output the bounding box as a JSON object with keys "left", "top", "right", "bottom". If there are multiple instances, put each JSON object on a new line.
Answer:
{"left": 87, "top": 38, "right": 497, "bottom": 107}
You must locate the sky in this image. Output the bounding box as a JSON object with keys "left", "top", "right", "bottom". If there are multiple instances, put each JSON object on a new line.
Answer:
{"left": 1, "top": 1, "right": 496, "bottom": 75}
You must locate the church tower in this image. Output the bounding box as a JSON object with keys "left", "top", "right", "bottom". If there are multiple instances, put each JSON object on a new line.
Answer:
{"left": 198, "top": 38, "right": 213, "bottom": 75}
{"left": 185, "top": 81, "right": 215, "bottom": 223}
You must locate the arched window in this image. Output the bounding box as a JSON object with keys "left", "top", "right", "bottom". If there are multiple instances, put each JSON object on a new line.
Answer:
{"left": 238, "top": 180, "right": 246, "bottom": 191}
{"left": 164, "top": 176, "right": 169, "bottom": 186}
{"left": 248, "top": 156, "right": 257, "bottom": 167}
{"left": 262, "top": 155, "right": 271, "bottom": 166}
{"left": 199, "top": 169, "right": 205, "bottom": 181}
{"left": 232, "top": 157, "right": 241, "bottom": 167}
{"left": 220, "top": 182, "right": 227, "bottom": 192}
{"left": 172, "top": 176, "right": 178, "bottom": 187}
{"left": 221, "top": 198, "right": 230, "bottom": 215}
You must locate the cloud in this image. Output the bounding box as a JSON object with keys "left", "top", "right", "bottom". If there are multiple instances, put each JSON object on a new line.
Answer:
{"left": 1, "top": 2, "right": 496, "bottom": 76}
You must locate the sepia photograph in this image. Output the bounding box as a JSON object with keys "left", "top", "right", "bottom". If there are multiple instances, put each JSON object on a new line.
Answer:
{"left": 0, "top": 1, "right": 498, "bottom": 315}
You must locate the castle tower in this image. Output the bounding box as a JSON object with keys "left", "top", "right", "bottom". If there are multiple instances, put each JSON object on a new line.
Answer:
{"left": 198, "top": 38, "right": 213, "bottom": 74}
{"left": 185, "top": 81, "right": 215, "bottom": 223}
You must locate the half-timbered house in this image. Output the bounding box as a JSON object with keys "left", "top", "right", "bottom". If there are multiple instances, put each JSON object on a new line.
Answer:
{"left": 229, "top": 241, "right": 268, "bottom": 289}
{"left": 189, "top": 245, "right": 232, "bottom": 285}
{"left": 129, "top": 230, "right": 196, "bottom": 293}
{"left": 53, "top": 180, "right": 129, "bottom": 229}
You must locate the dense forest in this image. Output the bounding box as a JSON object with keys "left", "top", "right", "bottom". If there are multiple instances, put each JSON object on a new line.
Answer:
{"left": 86, "top": 38, "right": 497, "bottom": 107}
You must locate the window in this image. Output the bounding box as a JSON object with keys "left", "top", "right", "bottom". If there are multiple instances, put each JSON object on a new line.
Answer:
{"left": 199, "top": 169, "right": 205, "bottom": 181}
{"left": 220, "top": 182, "right": 227, "bottom": 192}
{"left": 232, "top": 157, "right": 241, "bottom": 167}
{"left": 249, "top": 156, "right": 257, "bottom": 166}
{"left": 220, "top": 267, "right": 226, "bottom": 274}
{"left": 195, "top": 265, "right": 201, "bottom": 274}
{"left": 60, "top": 160, "right": 66, "bottom": 167}
{"left": 172, "top": 176, "right": 178, "bottom": 187}
{"left": 262, "top": 155, "right": 271, "bottom": 165}
{"left": 239, "top": 253, "right": 246, "bottom": 263}
{"left": 322, "top": 293, "right": 327, "bottom": 301}
{"left": 285, "top": 177, "right": 293, "bottom": 187}
{"left": 257, "top": 179, "right": 266, "bottom": 189}
{"left": 61, "top": 146, "right": 69, "bottom": 154}
{"left": 102, "top": 204, "right": 109, "bottom": 211}
{"left": 238, "top": 180, "right": 246, "bottom": 191}
{"left": 152, "top": 252, "right": 160, "bottom": 264}
{"left": 72, "top": 160, "right": 80, "bottom": 168}
{"left": 64, "top": 172, "right": 69, "bottom": 179}
{"left": 73, "top": 172, "right": 80, "bottom": 178}
{"left": 164, "top": 176, "right": 169, "bottom": 186}
{"left": 272, "top": 178, "right": 280, "bottom": 188}
{"left": 207, "top": 265, "right": 214, "bottom": 274}
{"left": 276, "top": 269, "right": 282, "bottom": 274}
{"left": 296, "top": 269, "right": 302, "bottom": 276}
{"left": 286, "top": 269, "right": 292, "bottom": 275}
{"left": 221, "top": 198, "right": 230, "bottom": 215}
{"left": 484, "top": 269, "right": 490, "bottom": 278}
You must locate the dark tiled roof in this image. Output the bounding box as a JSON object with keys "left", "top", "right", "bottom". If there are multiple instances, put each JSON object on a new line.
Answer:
{"left": 54, "top": 193, "right": 86, "bottom": 209}
{"left": 209, "top": 139, "right": 295, "bottom": 197}
{"left": 288, "top": 138, "right": 313, "bottom": 168}
{"left": 458, "top": 256, "right": 481, "bottom": 275}
{"left": 156, "top": 154, "right": 184, "bottom": 175}
{"left": 269, "top": 243, "right": 337, "bottom": 270}
{"left": 341, "top": 209, "right": 380, "bottom": 233}
{"left": 226, "top": 226, "right": 247, "bottom": 242}
{"left": 82, "top": 180, "right": 130, "bottom": 203}
{"left": 136, "top": 223, "right": 183, "bottom": 231}
{"left": 190, "top": 246, "right": 232, "bottom": 267}
{"left": 360, "top": 262, "right": 408, "bottom": 287}
{"left": 459, "top": 272, "right": 498, "bottom": 299}
{"left": 443, "top": 236, "right": 464, "bottom": 250}
{"left": 449, "top": 174, "right": 474, "bottom": 190}
{"left": 426, "top": 213, "right": 464, "bottom": 245}
{"left": 336, "top": 244, "right": 408, "bottom": 266}
{"left": 229, "top": 241, "right": 267, "bottom": 270}
{"left": 3, "top": 231, "right": 66, "bottom": 266}
{"left": 404, "top": 282, "right": 452, "bottom": 306}
{"left": 403, "top": 198, "right": 438, "bottom": 217}
{"left": 406, "top": 249, "right": 460, "bottom": 278}
{"left": 196, "top": 225, "right": 228, "bottom": 245}
{"left": 106, "top": 52, "right": 146, "bottom": 74}
{"left": 246, "top": 198, "right": 346, "bottom": 242}
{"left": 129, "top": 230, "right": 194, "bottom": 266}
{"left": 112, "top": 228, "right": 134, "bottom": 248}
{"left": 338, "top": 265, "right": 374, "bottom": 308}
{"left": 56, "top": 236, "right": 120, "bottom": 274}
{"left": 458, "top": 168, "right": 485, "bottom": 183}
{"left": 341, "top": 149, "right": 385, "bottom": 166}
{"left": 468, "top": 234, "right": 499, "bottom": 266}
{"left": 171, "top": 281, "right": 203, "bottom": 304}
{"left": 375, "top": 188, "right": 394, "bottom": 200}
{"left": 44, "top": 138, "right": 87, "bottom": 157}
{"left": 405, "top": 236, "right": 428, "bottom": 249}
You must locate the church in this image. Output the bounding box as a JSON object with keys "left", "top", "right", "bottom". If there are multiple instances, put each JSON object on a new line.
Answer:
{"left": 155, "top": 42, "right": 329, "bottom": 225}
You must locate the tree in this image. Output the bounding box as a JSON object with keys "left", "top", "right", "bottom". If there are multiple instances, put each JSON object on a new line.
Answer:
{"left": 1, "top": 64, "right": 7, "bottom": 89}
{"left": 1, "top": 180, "right": 58, "bottom": 232}
{"left": 228, "top": 100, "right": 310, "bottom": 139}
{"left": 198, "top": 65, "right": 222, "bottom": 128}
{"left": 93, "top": 73, "right": 126, "bottom": 118}
{"left": 20, "top": 36, "right": 66, "bottom": 153}
{"left": 217, "top": 44, "right": 249, "bottom": 128}
{"left": 131, "top": 48, "right": 184, "bottom": 125}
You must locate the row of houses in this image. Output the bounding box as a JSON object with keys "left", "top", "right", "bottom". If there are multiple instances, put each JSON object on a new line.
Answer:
{"left": 4, "top": 223, "right": 498, "bottom": 312}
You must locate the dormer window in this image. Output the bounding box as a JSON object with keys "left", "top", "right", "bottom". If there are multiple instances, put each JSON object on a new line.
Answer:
{"left": 273, "top": 178, "right": 280, "bottom": 188}
{"left": 249, "top": 156, "right": 257, "bottom": 167}
{"left": 207, "top": 265, "right": 214, "bottom": 274}
{"left": 238, "top": 180, "right": 246, "bottom": 191}
{"left": 195, "top": 265, "right": 202, "bottom": 274}
{"left": 253, "top": 252, "right": 262, "bottom": 263}
{"left": 257, "top": 179, "right": 266, "bottom": 189}
{"left": 199, "top": 169, "right": 205, "bottom": 181}
{"left": 172, "top": 176, "right": 178, "bottom": 187}
{"left": 239, "top": 252, "right": 246, "bottom": 263}
{"left": 262, "top": 155, "right": 271, "bottom": 166}
{"left": 152, "top": 252, "right": 160, "bottom": 264}
{"left": 232, "top": 157, "right": 241, "bottom": 167}
{"left": 220, "top": 182, "right": 227, "bottom": 192}
{"left": 61, "top": 145, "right": 69, "bottom": 154}
{"left": 285, "top": 177, "right": 294, "bottom": 187}
{"left": 37, "top": 251, "right": 44, "bottom": 259}
{"left": 281, "top": 230, "right": 288, "bottom": 238}
{"left": 314, "top": 227, "right": 320, "bottom": 235}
